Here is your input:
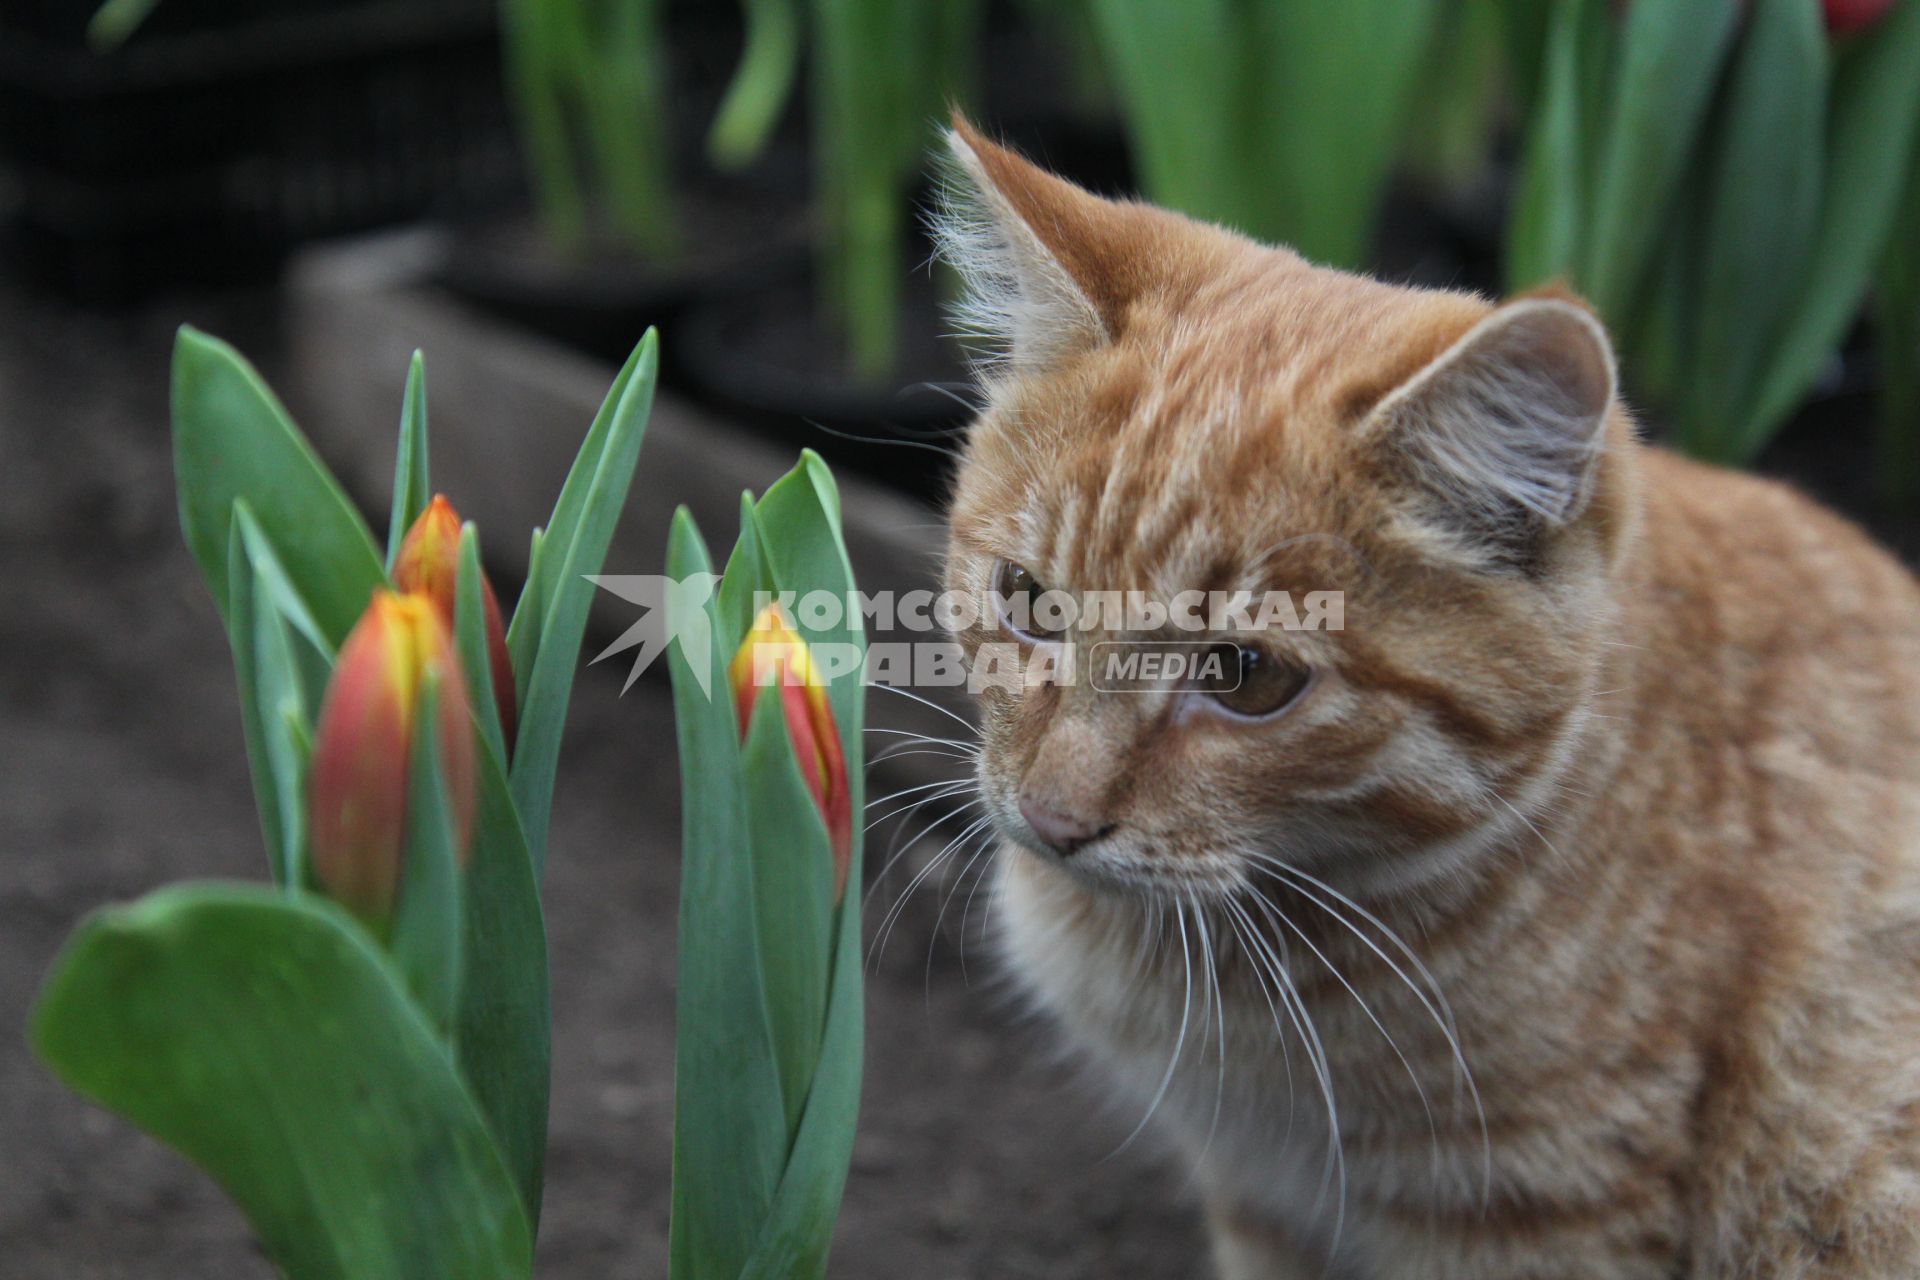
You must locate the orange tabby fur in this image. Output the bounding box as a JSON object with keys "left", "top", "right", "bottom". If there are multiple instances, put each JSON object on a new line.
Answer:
{"left": 936, "top": 118, "right": 1920, "bottom": 1278}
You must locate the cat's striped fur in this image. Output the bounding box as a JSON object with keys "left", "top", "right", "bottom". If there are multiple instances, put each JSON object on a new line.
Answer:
{"left": 937, "top": 118, "right": 1920, "bottom": 1277}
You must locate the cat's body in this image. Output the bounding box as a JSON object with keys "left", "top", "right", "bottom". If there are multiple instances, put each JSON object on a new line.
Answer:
{"left": 936, "top": 119, "right": 1920, "bottom": 1277}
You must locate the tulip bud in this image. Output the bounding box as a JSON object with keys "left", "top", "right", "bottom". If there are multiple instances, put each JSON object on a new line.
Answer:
{"left": 1824, "top": 0, "right": 1895, "bottom": 33}
{"left": 729, "top": 605, "right": 853, "bottom": 901}
{"left": 393, "top": 494, "right": 517, "bottom": 752}
{"left": 309, "top": 590, "right": 478, "bottom": 929}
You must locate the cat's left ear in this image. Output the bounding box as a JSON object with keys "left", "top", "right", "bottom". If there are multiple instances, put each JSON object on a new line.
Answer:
{"left": 1362, "top": 296, "right": 1619, "bottom": 566}
{"left": 932, "top": 115, "right": 1174, "bottom": 374}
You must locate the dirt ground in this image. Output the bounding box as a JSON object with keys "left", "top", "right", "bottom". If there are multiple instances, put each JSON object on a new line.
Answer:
{"left": 0, "top": 290, "right": 1203, "bottom": 1277}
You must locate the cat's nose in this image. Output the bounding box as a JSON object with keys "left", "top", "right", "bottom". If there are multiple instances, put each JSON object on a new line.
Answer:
{"left": 1018, "top": 794, "right": 1113, "bottom": 857}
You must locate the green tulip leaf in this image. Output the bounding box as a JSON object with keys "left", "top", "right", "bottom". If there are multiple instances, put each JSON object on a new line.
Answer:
{"left": 232, "top": 501, "right": 338, "bottom": 671}
{"left": 738, "top": 453, "right": 867, "bottom": 1277}
{"left": 505, "top": 330, "right": 652, "bottom": 685}
{"left": 739, "top": 866, "right": 865, "bottom": 1280}
{"left": 456, "top": 736, "right": 552, "bottom": 1227}
{"left": 717, "top": 490, "right": 769, "bottom": 647}
{"left": 1093, "top": 0, "right": 1435, "bottom": 265}
{"left": 1088, "top": 0, "right": 1249, "bottom": 236}
{"left": 226, "top": 517, "right": 291, "bottom": 884}
{"left": 31, "top": 883, "right": 533, "bottom": 1280}
{"left": 1688, "top": 0, "right": 1827, "bottom": 456}
{"left": 1746, "top": 0, "right": 1920, "bottom": 447}
{"left": 389, "top": 678, "right": 466, "bottom": 1033}
{"left": 1580, "top": 0, "right": 1740, "bottom": 324}
{"left": 665, "top": 509, "right": 788, "bottom": 1280}
{"left": 1508, "top": 0, "right": 1604, "bottom": 289}
{"left": 226, "top": 502, "right": 330, "bottom": 886}
{"left": 667, "top": 457, "right": 870, "bottom": 1279}
{"left": 249, "top": 559, "right": 313, "bottom": 888}
{"left": 456, "top": 524, "right": 510, "bottom": 763}
{"left": 1255, "top": 0, "right": 1440, "bottom": 268}
{"left": 386, "top": 351, "right": 432, "bottom": 573}
{"left": 510, "top": 329, "right": 657, "bottom": 875}
{"left": 173, "top": 327, "right": 386, "bottom": 647}
{"left": 1491, "top": 0, "right": 1556, "bottom": 117}
{"left": 1622, "top": 177, "right": 1705, "bottom": 409}
{"left": 512, "top": 524, "right": 549, "bottom": 717}
{"left": 740, "top": 687, "right": 835, "bottom": 1136}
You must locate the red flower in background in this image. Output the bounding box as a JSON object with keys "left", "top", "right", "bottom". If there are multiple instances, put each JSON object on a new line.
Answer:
{"left": 1612, "top": 0, "right": 1898, "bottom": 33}
{"left": 1824, "top": 0, "right": 1897, "bottom": 32}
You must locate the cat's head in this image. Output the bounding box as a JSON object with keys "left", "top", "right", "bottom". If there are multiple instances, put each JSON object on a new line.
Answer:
{"left": 935, "top": 119, "right": 1640, "bottom": 902}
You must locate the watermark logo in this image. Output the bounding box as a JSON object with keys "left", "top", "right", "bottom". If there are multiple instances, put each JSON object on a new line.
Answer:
{"left": 1088, "top": 641, "right": 1238, "bottom": 694}
{"left": 588, "top": 576, "right": 1342, "bottom": 694}
{"left": 586, "top": 573, "right": 723, "bottom": 695}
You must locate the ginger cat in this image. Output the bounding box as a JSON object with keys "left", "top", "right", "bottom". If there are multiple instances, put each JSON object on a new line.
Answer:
{"left": 934, "top": 118, "right": 1920, "bottom": 1278}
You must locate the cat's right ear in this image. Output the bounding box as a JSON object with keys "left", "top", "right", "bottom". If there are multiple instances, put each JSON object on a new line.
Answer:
{"left": 1360, "top": 296, "right": 1621, "bottom": 570}
{"left": 933, "top": 116, "right": 1149, "bottom": 373}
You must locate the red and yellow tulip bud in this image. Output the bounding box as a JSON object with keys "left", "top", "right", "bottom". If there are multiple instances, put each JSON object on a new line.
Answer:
{"left": 729, "top": 605, "right": 852, "bottom": 901}
{"left": 393, "top": 494, "right": 517, "bottom": 752}
{"left": 1824, "top": 0, "right": 1896, "bottom": 33}
{"left": 309, "top": 590, "right": 478, "bottom": 928}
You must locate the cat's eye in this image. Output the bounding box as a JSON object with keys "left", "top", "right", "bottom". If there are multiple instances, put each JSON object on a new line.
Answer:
{"left": 994, "top": 560, "right": 1065, "bottom": 642}
{"left": 1201, "top": 643, "right": 1311, "bottom": 719}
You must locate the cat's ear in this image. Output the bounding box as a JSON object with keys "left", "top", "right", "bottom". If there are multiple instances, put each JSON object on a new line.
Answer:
{"left": 933, "top": 115, "right": 1155, "bottom": 373}
{"left": 1363, "top": 296, "right": 1618, "bottom": 566}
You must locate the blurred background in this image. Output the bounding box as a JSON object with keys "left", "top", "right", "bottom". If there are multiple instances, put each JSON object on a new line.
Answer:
{"left": 3, "top": 0, "right": 1918, "bottom": 1274}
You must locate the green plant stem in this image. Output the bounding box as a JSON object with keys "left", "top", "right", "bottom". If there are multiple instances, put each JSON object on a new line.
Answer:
{"left": 498, "top": 0, "right": 678, "bottom": 260}
{"left": 587, "top": 0, "right": 678, "bottom": 259}
{"left": 709, "top": 0, "right": 802, "bottom": 171}
{"left": 810, "top": 0, "right": 966, "bottom": 378}
{"left": 1402, "top": 0, "right": 1503, "bottom": 196}
{"left": 500, "top": 0, "right": 588, "bottom": 254}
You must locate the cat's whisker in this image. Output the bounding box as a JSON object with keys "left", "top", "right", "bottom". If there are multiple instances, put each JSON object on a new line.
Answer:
{"left": 869, "top": 811, "right": 996, "bottom": 971}
{"left": 865, "top": 775, "right": 983, "bottom": 867}
{"left": 1227, "top": 894, "right": 1345, "bottom": 1245}
{"left": 926, "top": 824, "right": 1001, "bottom": 1001}
{"left": 797, "top": 415, "right": 967, "bottom": 464}
{"left": 870, "top": 743, "right": 980, "bottom": 767}
{"left": 902, "top": 379, "right": 987, "bottom": 415}
{"left": 1243, "top": 880, "right": 1443, "bottom": 1208}
{"left": 1190, "top": 900, "right": 1229, "bottom": 1184}
{"left": 1247, "top": 854, "right": 1491, "bottom": 1203}
{"left": 862, "top": 793, "right": 983, "bottom": 906}
{"left": 1245, "top": 853, "right": 1463, "bottom": 1046}
{"left": 866, "top": 726, "right": 980, "bottom": 758}
{"left": 864, "top": 775, "right": 977, "bottom": 821}
{"left": 956, "top": 834, "right": 1003, "bottom": 983}
{"left": 866, "top": 734, "right": 980, "bottom": 758}
{"left": 1494, "top": 792, "right": 1566, "bottom": 865}
{"left": 865, "top": 726, "right": 980, "bottom": 747}
{"left": 868, "top": 680, "right": 980, "bottom": 734}
{"left": 1222, "top": 899, "right": 1296, "bottom": 1157}
{"left": 1110, "top": 898, "right": 1195, "bottom": 1161}
{"left": 869, "top": 826, "right": 976, "bottom": 973}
